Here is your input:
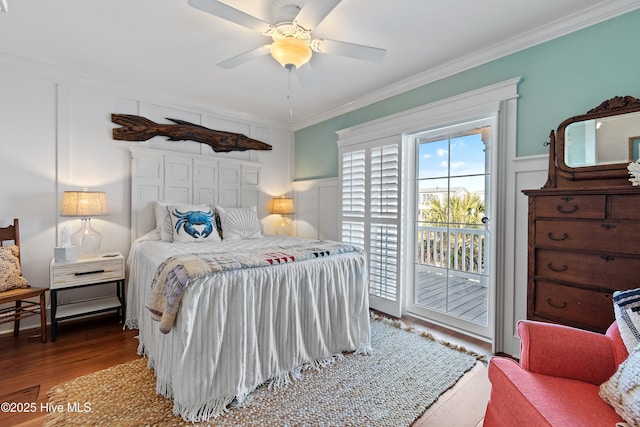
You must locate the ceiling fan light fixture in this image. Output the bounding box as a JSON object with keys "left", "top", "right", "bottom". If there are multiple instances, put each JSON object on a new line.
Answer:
{"left": 270, "top": 37, "right": 312, "bottom": 69}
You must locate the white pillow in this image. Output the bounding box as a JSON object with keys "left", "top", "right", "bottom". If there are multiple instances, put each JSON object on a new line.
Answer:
{"left": 154, "top": 201, "right": 175, "bottom": 242}
{"left": 600, "top": 343, "right": 640, "bottom": 426}
{"left": 216, "top": 206, "right": 263, "bottom": 240}
{"left": 167, "top": 204, "right": 221, "bottom": 243}
{"left": 612, "top": 288, "right": 640, "bottom": 352}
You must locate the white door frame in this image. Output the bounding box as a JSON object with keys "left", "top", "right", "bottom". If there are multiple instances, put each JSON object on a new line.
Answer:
{"left": 404, "top": 115, "right": 498, "bottom": 342}
{"left": 336, "top": 78, "right": 521, "bottom": 353}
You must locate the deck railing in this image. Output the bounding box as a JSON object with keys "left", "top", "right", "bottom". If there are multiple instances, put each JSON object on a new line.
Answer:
{"left": 417, "top": 224, "right": 487, "bottom": 275}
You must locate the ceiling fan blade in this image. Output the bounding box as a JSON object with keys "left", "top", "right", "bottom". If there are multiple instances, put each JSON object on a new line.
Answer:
{"left": 295, "top": 63, "right": 316, "bottom": 90}
{"left": 217, "top": 45, "right": 271, "bottom": 69}
{"left": 294, "top": 0, "right": 342, "bottom": 29}
{"left": 313, "top": 39, "right": 387, "bottom": 62}
{"left": 187, "top": 0, "right": 272, "bottom": 33}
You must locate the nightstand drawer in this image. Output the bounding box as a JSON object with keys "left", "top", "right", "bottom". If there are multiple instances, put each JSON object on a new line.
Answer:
{"left": 50, "top": 255, "right": 124, "bottom": 289}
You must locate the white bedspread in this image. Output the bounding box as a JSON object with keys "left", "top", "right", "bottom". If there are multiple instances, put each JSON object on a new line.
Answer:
{"left": 126, "top": 234, "right": 371, "bottom": 422}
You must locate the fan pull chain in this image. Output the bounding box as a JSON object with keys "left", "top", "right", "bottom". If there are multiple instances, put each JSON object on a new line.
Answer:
{"left": 287, "top": 65, "right": 293, "bottom": 117}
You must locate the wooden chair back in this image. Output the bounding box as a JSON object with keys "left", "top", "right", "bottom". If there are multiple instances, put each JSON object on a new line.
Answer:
{"left": 0, "top": 218, "right": 20, "bottom": 262}
{"left": 0, "top": 218, "right": 47, "bottom": 342}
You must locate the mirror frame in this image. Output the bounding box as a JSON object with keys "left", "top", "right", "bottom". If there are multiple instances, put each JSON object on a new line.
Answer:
{"left": 546, "top": 95, "right": 640, "bottom": 188}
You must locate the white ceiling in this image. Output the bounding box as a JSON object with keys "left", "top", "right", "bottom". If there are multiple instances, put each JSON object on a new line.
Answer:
{"left": 0, "top": 0, "right": 638, "bottom": 128}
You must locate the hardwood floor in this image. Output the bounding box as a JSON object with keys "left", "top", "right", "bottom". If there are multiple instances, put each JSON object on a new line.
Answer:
{"left": 0, "top": 316, "right": 139, "bottom": 427}
{"left": 0, "top": 314, "right": 491, "bottom": 427}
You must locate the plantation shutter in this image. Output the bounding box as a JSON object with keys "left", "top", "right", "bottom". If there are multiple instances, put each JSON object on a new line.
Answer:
{"left": 341, "top": 150, "right": 366, "bottom": 248}
{"left": 369, "top": 145, "right": 399, "bottom": 302}
{"left": 339, "top": 137, "right": 401, "bottom": 317}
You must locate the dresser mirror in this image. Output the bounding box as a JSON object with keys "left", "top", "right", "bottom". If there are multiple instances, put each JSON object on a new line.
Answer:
{"left": 564, "top": 111, "right": 640, "bottom": 167}
{"left": 547, "top": 95, "right": 640, "bottom": 188}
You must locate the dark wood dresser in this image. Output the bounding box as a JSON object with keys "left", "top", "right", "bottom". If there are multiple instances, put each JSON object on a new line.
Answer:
{"left": 523, "top": 188, "right": 640, "bottom": 333}
{"left": 523, "top": 95, "right": 640, "bottom": 333}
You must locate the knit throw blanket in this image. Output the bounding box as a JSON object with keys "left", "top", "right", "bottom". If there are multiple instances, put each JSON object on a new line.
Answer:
{"left": 146, "top": 241, "right": 359, "bottom": 333}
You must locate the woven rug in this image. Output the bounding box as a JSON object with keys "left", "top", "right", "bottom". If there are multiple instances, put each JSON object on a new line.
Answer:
{"left": 45, "top": 317, "right": 482, "bottom": 426}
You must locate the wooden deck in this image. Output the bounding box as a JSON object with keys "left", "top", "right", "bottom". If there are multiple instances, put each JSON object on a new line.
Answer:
{"left": 414, "top": 267, "right": 488, "bottom": 325}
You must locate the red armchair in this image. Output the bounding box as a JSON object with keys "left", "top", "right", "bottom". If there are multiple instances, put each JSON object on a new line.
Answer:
{"left": 484, "top": 320, "right": 629, "bottom": 426}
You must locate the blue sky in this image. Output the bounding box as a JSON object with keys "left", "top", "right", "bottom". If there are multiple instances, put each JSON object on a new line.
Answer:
{"left": 417, "top": 132, "right": 488, "bottom": 194}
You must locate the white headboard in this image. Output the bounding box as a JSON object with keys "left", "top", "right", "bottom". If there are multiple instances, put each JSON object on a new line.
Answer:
{"left": 130, "top": 147, "right": 261, "bottom": 242}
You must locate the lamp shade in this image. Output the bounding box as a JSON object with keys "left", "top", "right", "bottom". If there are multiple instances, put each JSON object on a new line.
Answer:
{"left": 270, "top": 37, "right": 312, "bottom": 69}
{"left": 61, "top": 191, "right": 109, "bottom": 217}
{"left": 271, "top": 197, "right": 295, "bottom": 215}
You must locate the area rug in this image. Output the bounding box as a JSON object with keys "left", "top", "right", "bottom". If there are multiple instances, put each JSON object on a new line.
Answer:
{"left": 45, "top": 316, "right": 482, "bottom": 426}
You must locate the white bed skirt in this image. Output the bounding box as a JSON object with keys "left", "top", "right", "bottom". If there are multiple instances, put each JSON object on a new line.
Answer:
{"left": 126, "top": 237, "right": 371, "bottom": 422}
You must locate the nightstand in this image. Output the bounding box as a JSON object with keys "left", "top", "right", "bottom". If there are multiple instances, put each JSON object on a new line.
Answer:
{"left": 49, "top": 253, "right": 125, "bottom": 341}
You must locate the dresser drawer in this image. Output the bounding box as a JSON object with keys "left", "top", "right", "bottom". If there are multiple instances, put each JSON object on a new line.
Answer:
{"left": 535, "top": 220, "right": 640, "bottom": 253}
{"left": 533, "top": 281, "right": 614, "bottom": 332}
{"left": 51, "top": 257, "right": 124, "bottom": 289}
{"left": 533, "top": 195, "right": 605, "bottom": 219}
{"left": 611, "top": 194, "right": 640, "bottom": 219}
{"left": 535, "top": 249, "right": 640, "bottom": 289}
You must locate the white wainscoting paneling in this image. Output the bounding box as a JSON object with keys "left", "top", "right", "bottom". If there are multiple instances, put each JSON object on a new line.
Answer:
{"left": 500, "top": 154, "right": 548, "bottom": 357}
{"left": 293, "top": 178, "right": 339, "bottom": 241}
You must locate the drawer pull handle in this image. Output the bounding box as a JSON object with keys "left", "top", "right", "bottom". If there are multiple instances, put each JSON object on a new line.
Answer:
{"left": 601, "top": 255, "right": 616, "bottom": 262}
{"left": 547, "top": 298, "right": 568, "bottom": 309}
{"left": 547, "top": 263, "right": 568, "bottom": 272}
{"left": 547, "top": 232, "right": 569, "bottom": 241}
{"left": 556, "top": 205, "right": 578, "bottom": 214}
{"left": 601, "top": 224, "right": 616, "bottom": 231}
{"left": 74, "top": 270, "right": 105, "bottom": 276}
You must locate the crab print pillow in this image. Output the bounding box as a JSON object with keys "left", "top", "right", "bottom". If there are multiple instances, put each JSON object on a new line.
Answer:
{"left": 167, "top": 204, "right": 222, "bottom": 243}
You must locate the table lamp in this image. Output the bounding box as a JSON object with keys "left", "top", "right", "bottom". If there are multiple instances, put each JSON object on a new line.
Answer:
{"left": 61, "top": 189, "right": 110, "bottom": 256}
{"left": 271, "top": 197, "right": 295, "bottom": 236}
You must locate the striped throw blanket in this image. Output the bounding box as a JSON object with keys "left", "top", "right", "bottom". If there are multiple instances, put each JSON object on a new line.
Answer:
{"left": 146, "top": 241, "right": 359, "bottom": 333}
{"left": 613, "top": 288, "right": 640, "bottom": 351}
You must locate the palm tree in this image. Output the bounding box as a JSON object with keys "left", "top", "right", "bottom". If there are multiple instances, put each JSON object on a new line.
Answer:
{"left": 419, "top": 192, "right": 485, "bottom": 272}
{"left": 421, "top": 192, "right": 485, "bottom": 226}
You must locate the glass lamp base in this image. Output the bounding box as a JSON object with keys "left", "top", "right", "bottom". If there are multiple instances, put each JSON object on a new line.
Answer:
{"left": 275, "top": 216, "right": 291, "bottom": 236}
{"left": 70, "top": 218, "right": 102, "bottom": 256}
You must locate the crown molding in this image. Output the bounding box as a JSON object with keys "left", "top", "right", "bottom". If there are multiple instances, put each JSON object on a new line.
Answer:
{"left": 293, "top": 0, "right": 640, "bottom": 131}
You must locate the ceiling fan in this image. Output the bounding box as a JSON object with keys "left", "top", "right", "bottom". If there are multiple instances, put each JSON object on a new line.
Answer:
{"left": 187, "top": 0, "right": 387, "bottom": 71}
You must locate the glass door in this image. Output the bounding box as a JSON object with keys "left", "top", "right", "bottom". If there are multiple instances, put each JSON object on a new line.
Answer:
{"left": 409, "top": 118, "right": 494, "bottom": 340}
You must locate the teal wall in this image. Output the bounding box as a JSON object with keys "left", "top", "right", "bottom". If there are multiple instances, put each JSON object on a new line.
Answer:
{"left": 294, "top": 9, "right": 640, "bottom": 181}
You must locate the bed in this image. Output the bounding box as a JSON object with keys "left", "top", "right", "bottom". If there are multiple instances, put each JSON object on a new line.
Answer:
{"left": 125, "top": 148, "right": 371, "bottom": 422}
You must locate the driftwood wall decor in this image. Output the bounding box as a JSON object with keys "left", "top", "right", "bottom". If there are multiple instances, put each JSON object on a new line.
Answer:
{"left": 111, "top": 114, "right": 272, "bottom": 153}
